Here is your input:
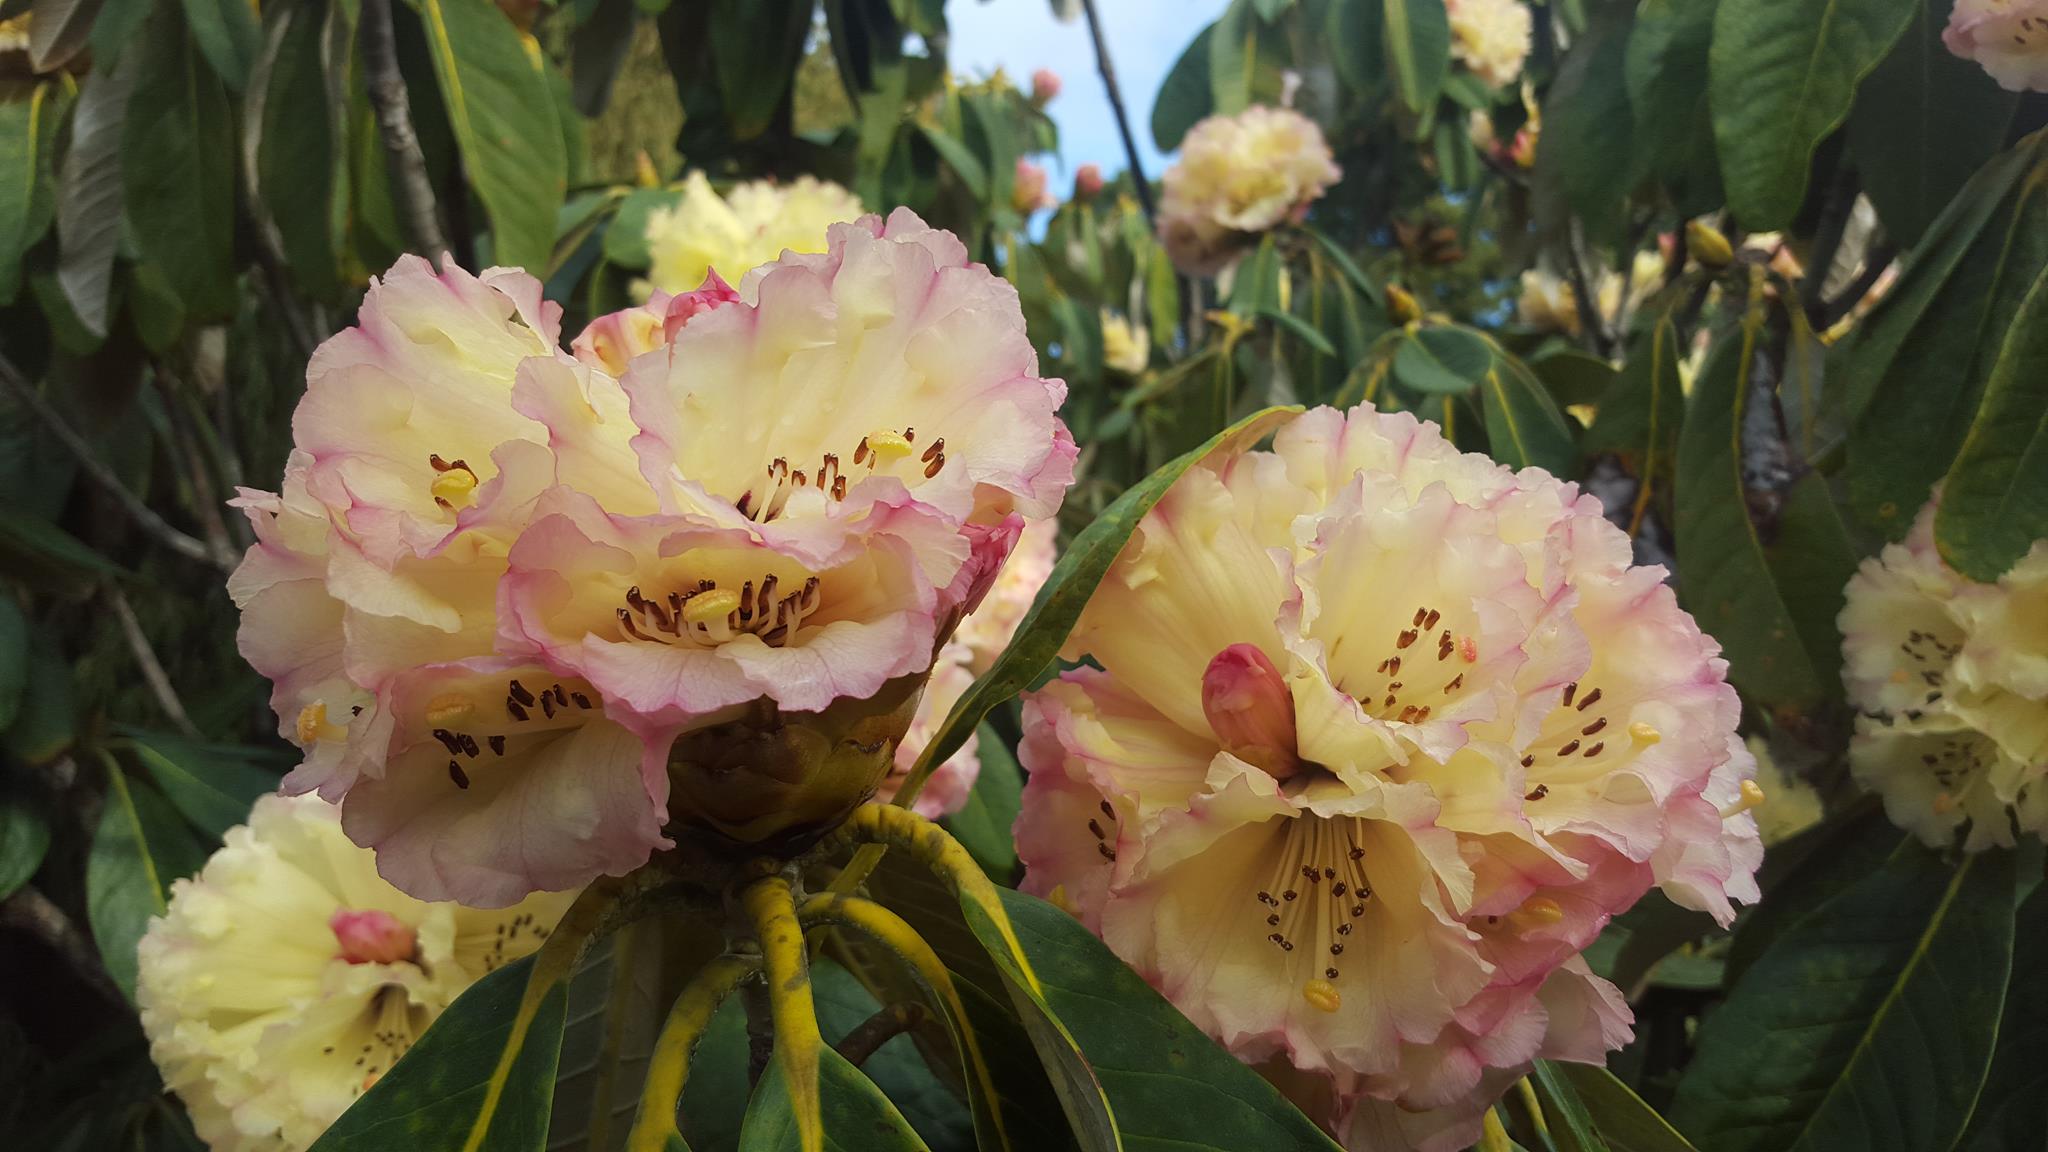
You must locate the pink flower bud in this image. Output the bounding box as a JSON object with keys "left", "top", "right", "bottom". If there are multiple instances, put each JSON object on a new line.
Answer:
{"left": 1012, "top": 158, "right": 1054, "bottom": 215}
{"left": 661, "top": 269, "right": 740, "bottom": 341}
{"left": 1201, "top": 643, "right": 1301, "bottom": 778}
{"left": 1074, "top": 164, "right": 1105, "bottom": 200}
{"left": 329, "top": 908, "right": 418, "bottom": 965}
{"left": 1031, "top": 68, "right": 1062, "bottom": 105}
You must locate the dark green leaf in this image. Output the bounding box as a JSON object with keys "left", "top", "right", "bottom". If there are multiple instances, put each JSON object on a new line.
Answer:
{"left": 1152, "top": 24, "right": 1216, "bottom": 150}
{"left": 27, "top": 0, "right": 103, "bottom": 72}
{"left": 1553, "top": 1063, "right": 1700, "bottom": 1152}
{"left": 1532, "top": 345, "right": 1620, "bottom": 407}
{"left": 570, "top": 0, "right": 638, "bottom": 116}
{"left": 1263, "top": 307, "right": 1338, "bottom": 358}
{"left": 123, "top": 6, "right": 238, "bottom": 321}
{"left": 1326, "top": 0, "right": 1386, "bottom": 99}
{"left": 1306, "top": 225, "right": 1384, "bottom": 306}
{"left": 409, "top": 0, "right": 569, "bottom": 272}
{"left": 0, "top": 596, "right": 23, "bottom": 732}
{"left": 738, "top": 1046, "right": 930, "bottom": 1151}
{"left": 0, "top": 82, "right": 66, "bottom": 304}
{"left": 1846, "top": 0, "right": 2019, "bottom": 248}
{"left": 1725, "top": 802, "right": 1904, "bottom": 986}
{"left": 1539, "top": 6, "right": 1635, "bottom": 238}
{"left": 1669, "top": 844, "right": 2016, "bottom": 1152}
{"left": 126, "top": 733, "right": 281, "bottom": 841}
{"left": 1935, "top": 264, "right": 2048, "bottom": 580}
{"left": 918, "top": 122, "right": 990, "bottom": 203}
{"left": 1707, "top": 0, "right": 1918, "bottom": 228}
{"left": 1957, "top": 882, "right": 2048, "bottom": 1152}
{"left": 1625, "top": 0, "right": 1719, "bottom": 210}
{"left": 942, "top": 723, "right": 1023, "bottom": 882}
{"left": 56, "top": 60, "right": 138, "bottom": 339}
{"left": 1210, "top": 0, "right": 1285, "bottom": 116}
{"left": 0, "top": 795, "right": 49, "bottom": 900}
{"left": 603, "top": 186, "right": 681, "bottom": 269}
{"left": 311, "top": 953, "right": 572, "bottom": 1151}
{"left": 88, "top": 771, "right": 207, "bottom": 999}
{"left": 709, "top": 0, "right": 811, "bottom": 140}
{"left": 3, "top": 629, "right": 75, "bottom": 764}
{"left": 0, "top": 503, "right": 123, "bottom": 589}
{"left": 1531, "top": 1061, "right": 1612, "bottom": 1152}
{"left": 1383, "top": 0, "right": 1450, "bottom": 115}
{"left": 1760, "top": 471, "right": 1860, "bottom": 696}
{"left": 996, "top": 890, "right": 1344, "bottom": 1151}
{"left": 1228, "top": 234, "right": 1284, "bottom": 317}
{"left": 179, "top": 0, "right": 261, "bottom": 90}
{"left": 252, "top": 0, "right": 350, "bottom": 300}
{"left": 1479, "top": 348, "right": 1576, "bottom": 475}
{"left": 1392, "top": 325, "right": 1491, "bottom": 394}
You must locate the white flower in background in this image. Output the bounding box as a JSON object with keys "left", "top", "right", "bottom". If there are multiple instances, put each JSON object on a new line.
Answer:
{"left": 881, "top": 518, "right": 1060, "bottom": 817}
{"left": 1944, "top": 0, "right": 2048, "bottom": 92}
{"left": 1517, "top": 252, "right": 1665, "bottom": 338}
{"left": 1101, "top": 311, "right": 1151, "bottom": 376}
{"left": 1446, "top": 0, "right": 1533, "bottom": 89}
{"left": 1158, "top": 106, "right": 1341, "bottom": 276}
{"left": 137, "top": 795, "right": 575, "bottom": 1152}
{"left": 640, "top": 171, "right": 863, "bottom": 298}
{"left": 1841, "top": 493, "right": 2048, "bottom": 850}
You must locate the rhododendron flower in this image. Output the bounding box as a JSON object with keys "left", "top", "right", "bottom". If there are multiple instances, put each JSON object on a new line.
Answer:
{"left": 1841, "top": 493, "right": 2048, "bottom": 849}
{"left": 138, "top": 794, "right": 574, "bottom": 1152}
{"left": 1013, "top": 157, "right": 1055, "bottom": 215}
{"left": 641, "top": 172, "right": 863, "bottom": 298}
{"left": 1101, "top": 311, "right": 1151, "bottom": 376}
{"left": 1017, "top": 403, "right": 1760, "bottom": 1151}
{"left": 1031, "top": 67, "right": 1062, "bottom": 104}
{"left": 1158, "top": 106, "right": 1341, "bottom": 276}
{"left": 1516, "top": 253, "right": 1663, "bottom": 338}
{"left": 1944, "top": 0, "right": 2048, "bottom": 91}
{"left": 1074, "top": 162, "right": 1106, "bottom": 200}
{"left": 881, "top": 519, "right": 1060, "bottom": 816}
{"left": 1446, "top": 0, "right": 1533, "bottom": 89}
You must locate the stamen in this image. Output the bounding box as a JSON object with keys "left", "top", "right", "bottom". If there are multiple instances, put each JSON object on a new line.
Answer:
{"left": 1302, "top": 978, "right": 1342, "bottom": 1013}
{"left": 1629, "top": 721, "right": 1661, "bottom": 745}
{"left": 424, "top": 694, "right": 473, "bottom": 726}
{"left": 296, "top": 702, "right": 345, "bottom": 745}
{"left": 1719, "top": 779, "right": 1766, "bottom": 820}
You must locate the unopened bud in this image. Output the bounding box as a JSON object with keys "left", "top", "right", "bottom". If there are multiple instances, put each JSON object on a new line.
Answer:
{"left": 1074, "top": 163, "right": 1105, "bottom": 200}
{"left": 1031, "top": 68, "right": 1062, "bottom": 105}
{"left": 1202, "top": 644, "right": 1301, "bottom": 779}
{"left": 330, "top": 909, "right": 418, "bottom": 965}
{"left": 1687, "top": 219, "right": 1734, "bottom": 268}
{"left": 1386, "top": 284, "right": 1423, "bottom": 326}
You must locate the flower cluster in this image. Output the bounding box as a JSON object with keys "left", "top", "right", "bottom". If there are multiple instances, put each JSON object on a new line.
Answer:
{"left": 1841, "top": 493, "right": 2048, "bottom": 850}
{"left": 880, "top": 517, "right": 1060, "bottom": 817}
{"left": 1944, "top": 0, "right": 2048, "bottom": 92}
{"left": 1017, "top": 403, "right": 1760, "bottom": 1150}
{"left": 1516, "top": 251, "right": 1666, "bottom": 339}
{"left": 1158, "top": 106, "right": 1341, "bottom": 276}
{"left": 640, "top": 172, "right": 864, "bottom": 299}
{"left": 230, "top": 211, "right": 1073, "bottom": 907}
{"left": 1446, "top": 0, "right": 1534, "bottom": 90}
{"left": 138, "top": 794, "right": 575, "bottom": 1152}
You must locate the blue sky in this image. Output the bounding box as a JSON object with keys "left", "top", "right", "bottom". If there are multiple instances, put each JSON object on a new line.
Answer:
{"left": 946, "top": 0, "right": 1234, "bottom": 187}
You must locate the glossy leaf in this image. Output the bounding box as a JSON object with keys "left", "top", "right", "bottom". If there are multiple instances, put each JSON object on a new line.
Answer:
{"left": 179, "top": 0, "right": 261, "bottom": 91}
{"left": 1625, "top": 0, "right": 1719, "bottom": 212}
{"left": 1152, "top": 24, "right": 1216, "bottom": 151}
{"left": 1552, "top": 1063, "right": 1700, "bottom": 1152}
{"left": 1479, "top": 347, "right": 1576, "bottom": 476}
{"left": 125, "top": 733, "right": 282, "bottom": 841}
{"left": 410, "top": 0, "right": 568, "bottom": 272}
{"left": 1724, "top": 802, "right": 1904, "bottom": 986}
{"left": 1845, "top": 0, "right": 2019, "bottom": 248}
{"left": 1539, "top": 5, "right": 1635, "bottom": 237}
{"left": 1957, "top": 882, "right": 2048, "bottom": 1152}
{"left": 123, "top": 7, "right": 238, "bottom": 321}
{"left": 310, "top": 954, "right": 572, "bottom": 1151}
{"left": 1531, "top": 1061, "right": 1612, "bottom": 1152}
{"left": 252, "top": 0, "right": 350, "bottom": 300}
{"left": 1669, "top": 844, "right": 2015, "bottom": 1152}
{"left": 0, "top": 83, "right": 65, "bottom": 304}
{"left": 56, "top": 59, "right": 138, "bottom": 339}
{"left": 1383, "top": 0, "right": 1450, "bottom": 116}
{"left": 1585, "top": 315, "right": 1685, "bottom": 519}
{"left": 738, "top": 1046, "right": 931, "bottom": 1151}
{"left": 1393, "top": 325, "right": 1492, "bottom": 394}
{"left": 709, "top": 0, "right": 811, "bottom": 140}
{"left": 1935, "top": 263, "right": 2048, "bottom": 580}
{"left": 942, "top": 723, "right": 1024, "bottom": 882}
{"left": 0, "top": 795, "right": 49, "bottom": 901}
{"left": 87, "top": 770, "right": 207, "bottom": 999}
{"left": 1760, "top": 471, "right": 1860, "bottom": 698}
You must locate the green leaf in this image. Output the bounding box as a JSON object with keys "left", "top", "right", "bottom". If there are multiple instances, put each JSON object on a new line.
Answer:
{"left": 1531, "top": 1061, "right": 1612, "bottom": 1152}
{"left": 1479, "top": 348, "right": 1576, "bottom": 475}
{"left": 1152, "top": 23, "right": 1216, "bottom": 150}
{"left": 1724, "top": 801, "right": 1904, "bottom": 986}
{"left": 603, "top": 186, "right": 680, "bottom": 269}
{"left": 1707, "top": 0, "right": 1918, "bottom": 229}
{"left": 1263, "top": 307, "right": 1338, "bottom": 358}
{"left": 1552, "top": 1063, "right": 1700, "bottom": 1152}
{"left": 1538, "top": 5, "right": 1635, "bottom": 239}
{"left": 4, "top": 629, "right": 75, "bottom": 765}
{"left": 0, "top": 83, "right": 66, "bottom": 304}
{"left": 0, "top": 596, "right": 24, "bottom": 732}
{"left": 1531, "top": 345, "right": 1620, "bottom": 408}
{"left": 252, "top": 0, "right": 350, "bottom": 300}
{"left": 0, "top": 795, "right": 50, "bottom": 901}
{"left": 1625, "top": 0, "right": 1720, "bottom": 211}
{"left": 56, "top": 59, "right": 138, "bottom": 340}
{"left": 738, "top": 1047, "right": 932, "bottom": 1151}
{"left": 1846, "top": 134, "right": 2048, "bottom": 534}
{"left": 1674, "top": 301, "right": 1826, "bottom": 706}
{"left": 1669, "top": 844, "right": 2016, "bottom": 1152}
{"left": 1327, "top": 0, "right": 1386, "bottom": 99}
{"left": 1957, "top": 881, "right": 2048, "bottom": 1152}
{"left": 179, "top": 0, "right": 261, "bottom": 90}
{"left": 1392, "top": 325, "right": 1491, "bottom": 394}
{"left": 1935, "top": 263, "right": 2048, "bottom": 580}
{"left": 1306, "top": 224, "right": 1385, "bottom": 306}
{"left": 900, "top": 407, "right": 1299, "bottom": 797}
{"left": 27, "top": 0, "right": 105, "bottom": 72}
{"left": 942, "top": 723, "right": 1023, "bottom": 882}
{"left": 917, "top": 122, "right": 990, "bottom": 203}
{"left": 1210, "top": 0, "right": 1280, "bottom": 116}
{"left": 1228, "top": 234, "right": 1284, "bottom": 317}
{"left": 996, "top": 890, "right": 1345, "bottom": 1152}
{"left": 1383, "top": 0, "right": 1449, "bottom": 117}
{"left": 709, "top": 0, "right": 812, "bottom": 140}
{"left": 88, "top": 770, "right": 208, "bottom": 999}
{"left": 1845, "top": 0, "right": 2019, "bottom": 248}
{"left": 0, "top": 503, "right": 123, "bottom": 591}
{"left": 1760, "top": 471, "right": 1860, "bottom": 697}
{"left": 569, "top": 0, "right": 637, "bottom": 115}
{"left": 123, "top": 6, "right": 238, "bottom": 322}
{"left": 311, "top": 954, "right": 572, "bottom": 1151}
{"left": 410, "top": 0, "right": 568, "bottom": 272}
{"left": 125, "top": 732, "right": 281, "bottom": 841}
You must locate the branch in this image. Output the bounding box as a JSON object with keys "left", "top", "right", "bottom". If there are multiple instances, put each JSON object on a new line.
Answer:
{"left": 0, "top": 886, "right": 126, "bottom": 1007}
{"left": 0, "top": 352, "right": 234, "bottom": 571}
{"left": 359, "top": 0, "right": 449, "bottom": 259}
{"left": 1560, "top": 220, "right": 1614, "bottom": 359}
{"left": 834, "top": 1002, "right": 926, "bottom": 1068}
{"left": 109, "top": 587, "right": 204, "bottom": 738}
{"left": 1816, "top": 242, "right": 1898, "bottom": 331}
{"left": 1078, "top": 0, "right": 1157, "bottom": 227}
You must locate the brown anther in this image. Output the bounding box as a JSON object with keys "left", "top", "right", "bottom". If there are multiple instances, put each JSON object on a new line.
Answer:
{"left": 1396, "top": 628, "right": 1419, "bottom": 649}
{"left": 448, "top": 761, "right": 471, "bottom": 789}
{"left": 1576, "top": 687, "right": 1603, "bottom": 711}
{"left": 1525, "top": 784, "right": 1549, "bottom": 801}
{"left": 488, "top": 735, "right": 506, "bottom": 755}
{"left": 1558, "top": 739, "right": 1580, "bottom": 756}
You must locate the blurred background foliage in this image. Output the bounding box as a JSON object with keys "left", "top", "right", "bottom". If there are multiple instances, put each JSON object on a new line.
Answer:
{"left": 2, "top": 0, "right": 2048, "bottom": 1148}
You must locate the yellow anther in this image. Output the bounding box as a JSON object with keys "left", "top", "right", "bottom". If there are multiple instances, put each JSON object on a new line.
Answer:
{"left": 1302, "top": 978, "right": 1342, "bottom": 1014}
{"left": 425, "top": 694, "right": 475, "bottom": 726}
{"left": 865, "top": 431, "right": 913, "bottom": 464}
{"left": 1719, "top": 779, "right": 1767, "bottom": 820}
{"left": 1515, "top": 897, "right": 1566, "bottom": 926}
{"left": 1628, "top": 721, "right": 1662, "bottom": 746}
{"left": 1385, "top": 284, "right": 1423, "bottom": 326}
{"left": 683, "top": 588, "right": 742, "bottom": 626}
{"left": 431, "top": 467, "right": 479, "bottom": 508}
{"left": 295, "top": 702, "right": 339, "bottom": 745}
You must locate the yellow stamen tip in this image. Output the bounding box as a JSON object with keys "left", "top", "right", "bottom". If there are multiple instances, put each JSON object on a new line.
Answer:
{"left": 424, "top": 693, "right": 474, "bottom": 726}
{"left": 866, "top": 431, "right": 913, "bottom": 464}
{"left": 295, "top": 702, "right": 331, "bottom": 746}
{"left": 1719, "top": 779, "right": 1767, "bottom": 819}
{"left": 1933, "top": 791, "right": 1957, "bottom": 814}
{"left": 1302, "top": 978, "right": 1342, "bottom": 1014}
{"left": 1628, "top": 721, "right": 1662, "bottom": 746}
{"left": 683, "top": 588, "right": 742, "bottom": 626}
{"left": 1517, "top": 897, "right": 1565, "bottom": 925}
{"left": 431, "top": 468, "right": 479, "bottom": 507}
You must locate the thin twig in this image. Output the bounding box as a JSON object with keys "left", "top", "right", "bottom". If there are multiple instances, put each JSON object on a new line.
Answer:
{"left": 0, "top": 886, "right": 126, "bottom": 1006}
{"left": 0, "top": 351, "right": 232, "bottom": 571}
{"left": 1817, "top": 242, "right": 1897, "bottom": 331}
{"left": 109, "top": 587, "right": 204, "bottom": 738}
{"left": 1560, "top": 220, "right": 1613, "bottom": 359}
{"left": 359, "top": 0, "right": 449, "bottom": 258}
{"left": 1078, "top": 0, "right": 1155, "bottom": 227}
{"left": 834, "top": 1002, "right": 927, "bottom": 1068}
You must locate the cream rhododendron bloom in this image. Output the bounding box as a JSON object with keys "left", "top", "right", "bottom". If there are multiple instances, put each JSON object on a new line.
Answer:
{"left": 1101, "top": 310, "right": 1151, "bottom": 375}
{"left": 640, "top": 171, "right": 864, "bottom": 298}
{"left": 1158, "top": 106, "right": 1341, "bottom": 276}
{"left": 1017, "top": 403, "right": 1760, "bottom": 1151}
{"left": 231, "top": 212, "right": 1073, "bottom": 906}
{"left": 1446, "top": 0, "right": 1533, "bottom": 89}
{"left": 1841, "top": 493, "right": 2048, "bottom": 849}
{"left": 138, "top": 794, "right": 574, "bottom": 1152}
{"left": 1944, "top": 0, "right": 2048, "bottom": 91}
{"left": 881, "top": 518, "right": 1059, "bottom": 817}
{"left": 1517, "top": 252, "right": 1663, "bottom": 338}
